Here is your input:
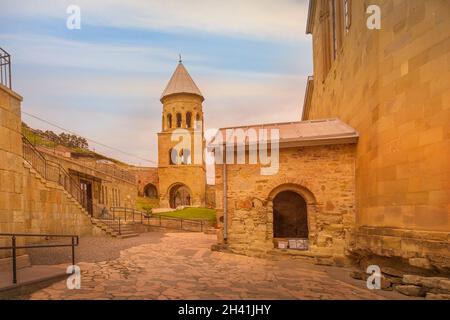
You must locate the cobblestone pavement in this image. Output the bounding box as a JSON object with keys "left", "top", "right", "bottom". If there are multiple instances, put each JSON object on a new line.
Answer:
{"left": 28, "top": 233, "right": 409, "bottom": 300}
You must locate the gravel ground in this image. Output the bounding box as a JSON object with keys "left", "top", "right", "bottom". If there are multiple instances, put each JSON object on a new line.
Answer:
{"left": 28, "top": 232, "right": 167, "bottom": 265}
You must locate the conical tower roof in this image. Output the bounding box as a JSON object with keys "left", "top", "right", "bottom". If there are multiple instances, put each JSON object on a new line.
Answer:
{"left": 160, "top": 62, "right": 204, "bottom": 102}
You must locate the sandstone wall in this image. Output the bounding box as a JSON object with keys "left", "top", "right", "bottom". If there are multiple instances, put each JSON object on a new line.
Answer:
{"left": 305, "top": 0, "right": 450, "bottom": 270}
{"left": 158, "top": 165, "right": 206, "bottom": 208}
{"left": 40, "top": 150, "right": 138, "bottom": 209}
{"left": 205, "top": 184, "right": 216, "bottom": 208}
{"left": 215, "top": 144, "right": 356, "bottom": 260}
{"left": 22, "top": 162, "right": 94, "bottom": 237}
{"left": 133, "top": 167, "right": 159, "bottom": 197}
{"left": 0, "top": 85, "right": 24, "bottom": 258}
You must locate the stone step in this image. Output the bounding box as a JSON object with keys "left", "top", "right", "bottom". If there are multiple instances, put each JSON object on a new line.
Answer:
{"left": 118, "top": 233, "right": 139, "bottom": 239}
{"left": 203, "top": 228, "right": 217, "bottom": 235}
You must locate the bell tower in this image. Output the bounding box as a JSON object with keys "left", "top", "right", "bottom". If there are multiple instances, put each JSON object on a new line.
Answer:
{"left": 157, "top": 60, "right": 206, "bottom": 208}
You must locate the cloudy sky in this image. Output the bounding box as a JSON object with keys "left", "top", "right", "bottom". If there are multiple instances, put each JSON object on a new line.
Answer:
{"left": 0, "top": 0, "right": 312, "bottom": 168}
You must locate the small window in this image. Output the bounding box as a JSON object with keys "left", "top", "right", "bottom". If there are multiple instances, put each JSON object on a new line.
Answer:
{"left": 186, "top": 112, "right": 192, "bottom": 128}
{"left": 167, "top": 113, "right": 172, "bottom": 129}
{"left": 195, "top": 113, "right": 201, "bottom": 129}
{"left": 176, "top": 113, "right": 182, "bottom": 128}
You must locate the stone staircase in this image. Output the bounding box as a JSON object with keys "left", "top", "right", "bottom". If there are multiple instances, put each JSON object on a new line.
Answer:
{"left": 91, "top": 219, "right": 139, "bottom": 239}
{"left": 24, "top": 161, "right": 139, "bottom": 239}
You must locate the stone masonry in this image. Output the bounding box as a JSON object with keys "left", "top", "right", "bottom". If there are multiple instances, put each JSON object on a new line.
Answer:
{"left": 304, "top": 0, "right": 450, "bottom": 271}
{"left": 215, "top": 144, "right": 356, "bottom": 262}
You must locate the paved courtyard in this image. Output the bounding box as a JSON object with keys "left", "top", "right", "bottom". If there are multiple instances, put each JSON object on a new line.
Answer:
{"left": 27, "top": 232, "right": 409, "bottom": 300}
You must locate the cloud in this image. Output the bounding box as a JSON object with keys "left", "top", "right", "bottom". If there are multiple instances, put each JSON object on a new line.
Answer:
{"left": 1, "top": 0, "right": 311, "bottom": 172}
{"left": 1, "top": 0, "right": 309, "bottom": 42}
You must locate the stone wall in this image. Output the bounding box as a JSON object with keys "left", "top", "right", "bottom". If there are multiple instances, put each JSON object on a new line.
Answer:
{"left": 40, "top": 150, "right": 138, "bottom": 209}
{"left": 22, "top": 162, "right": 94, "bottom": 237}
{"left": 0, "top": 84, "right": 95, "bottom": 259}
{"left": 205, "top": 184, "right": 216, "bottom": 208}
{"left": 132, "top": 167, "right": 159, "bottom": 197}
{"left": 0, "top": 85, "right": 24, "bottom": 258}
{"left": 305, "top": 0, "right": 450, "bottom": 270}
{"left": 215, "top": 144, "right": 356, "bottom": 261}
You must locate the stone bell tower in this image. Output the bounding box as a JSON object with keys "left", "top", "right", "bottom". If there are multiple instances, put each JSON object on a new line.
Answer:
{"left": 157, "top": 60, "right": 206, "bottom": 208}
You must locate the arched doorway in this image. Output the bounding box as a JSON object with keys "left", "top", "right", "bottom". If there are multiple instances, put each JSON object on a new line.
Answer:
{"left": 273, "top": 191, "right": 308, "bottom": 238}
{"left": 143, "top": 183, "right": 158, "bottom": 198}
{"left": 169, "top": 184, "right": 191, "bottom": 208}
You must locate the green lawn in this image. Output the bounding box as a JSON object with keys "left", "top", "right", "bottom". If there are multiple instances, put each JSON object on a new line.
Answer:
{"left": 158, "top": 207, "right": 216, "bottom": 223}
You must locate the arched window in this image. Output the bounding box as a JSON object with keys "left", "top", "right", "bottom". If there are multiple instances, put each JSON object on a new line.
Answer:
{"left": 143, "top": 183, "right": 158, "bottom": 198}
{"left": 167, "top": 113, "right": 172, "bottom": 129}
{"left": 176, "top": 113, "right": 182, "bottom": 128}
{"left": 186, "top": 112, "right": 192, "bottom": 128}
{"left": 195, "top": 113, "right": 201, "bottom": 129}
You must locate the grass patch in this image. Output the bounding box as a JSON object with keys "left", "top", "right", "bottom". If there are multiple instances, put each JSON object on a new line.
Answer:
{"left": 22, "top": 126, "right": 57, "bottom": 148}
{"left": 158, "top": 207, "right": 216, "bottom": 223}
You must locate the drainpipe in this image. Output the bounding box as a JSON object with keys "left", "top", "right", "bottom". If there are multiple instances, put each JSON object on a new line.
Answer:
{"left": 222, "top": 163, "right": 228, "bottom": 242}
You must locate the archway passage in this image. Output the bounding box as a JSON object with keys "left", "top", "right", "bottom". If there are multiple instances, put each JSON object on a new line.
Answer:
{"left": 143, "top": 183, "right": 158, "bottom": 198}
{"left": 273, "top": 191, "right": 308, "bottom": 238}
{"left": 169, "top": 184, "right": 191, "bottom": 208}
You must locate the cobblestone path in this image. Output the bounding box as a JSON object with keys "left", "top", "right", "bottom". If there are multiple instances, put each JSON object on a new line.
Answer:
{"left": 29, "top": 233, "right": 408, "bottom": 300}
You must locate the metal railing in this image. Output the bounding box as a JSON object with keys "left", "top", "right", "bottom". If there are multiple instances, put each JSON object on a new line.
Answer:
{"left": 110, "top": 207, "right": 207, "bottom": 232}
{"left": 22, "top": 135, "right": 89, "bottom": 213}
{"left": 90, "top": 204, "right": 123, "bottom": 235}
{"left": 88, "top": 161, "right": 136, "bottom": 184}
{"left": 0, "top": 233, "right": 79, "bottom": 284}
{"left": 0, "top": 48, "right": 11, "bottom": 89}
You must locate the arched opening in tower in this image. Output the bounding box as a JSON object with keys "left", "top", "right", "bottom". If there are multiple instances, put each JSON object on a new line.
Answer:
{"left": 169, "top": 184, "right": 191, "bottom": 209}
{"left": 176, "top": 113, "right": 182, "bottom": 128}
{"left": 186, "top": 112, "right": 192, "bottom": 128}
{"left": 167, "top": 113, "right": 172, "bottom": 129}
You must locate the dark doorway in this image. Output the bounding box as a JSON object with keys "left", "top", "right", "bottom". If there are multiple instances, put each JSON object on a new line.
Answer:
{"left": 80, "top": 180, "right": 93, "bottom": 216}
{"left": 144, "top": 183, "right": 158, "bottom": 198}
{"left": 169, "top": 184, "right": 191, "bottom": 208}
{"left": 273, "top": 191, "right": 308, "bottom": 238}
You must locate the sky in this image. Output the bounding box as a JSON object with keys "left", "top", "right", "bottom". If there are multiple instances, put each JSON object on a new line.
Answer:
{"left": 0, "top": 0, "right": 312, "bottom": 169}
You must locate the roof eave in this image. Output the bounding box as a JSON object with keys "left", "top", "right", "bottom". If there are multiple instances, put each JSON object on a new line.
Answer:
{"left": 306, "top": 0, "right": 316, "bottom": 35}
{"left": 160, "top": 92, "right": 205, "bottom": 103}
{"left": 207, "top": 135, "right": 359, "bottom": 150}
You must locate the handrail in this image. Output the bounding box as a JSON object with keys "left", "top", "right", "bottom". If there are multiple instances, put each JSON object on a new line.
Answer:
{"left": 0, "top": 47, "right": 12, "bottom": 89}
{"left": 110, "top": 207, "right": 206, "bottom": 232}
{"left": 22, "top": 135, "right": 89, "bottom": 213}
{"left": 0, "top": 233, "right": 79, "bottom": 285}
